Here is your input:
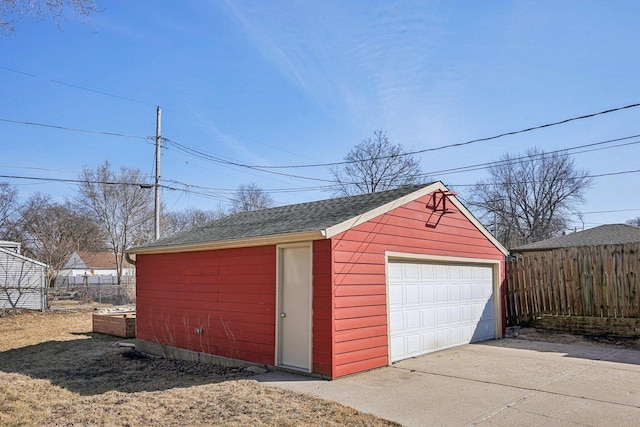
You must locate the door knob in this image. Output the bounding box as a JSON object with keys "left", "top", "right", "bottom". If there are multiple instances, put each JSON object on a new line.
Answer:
{"left": 281, "top": 312, "right": 287, "bottom": 318}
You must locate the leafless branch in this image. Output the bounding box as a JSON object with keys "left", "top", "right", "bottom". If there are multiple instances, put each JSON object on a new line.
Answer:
{"left": 468, "top": 147, "right": 592, "bottom": 248}
{"left": 330, "top": 130, "right": 422, "bottom": 197}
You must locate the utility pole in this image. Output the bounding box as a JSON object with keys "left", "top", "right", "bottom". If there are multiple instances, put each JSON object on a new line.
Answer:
{"left": 154, "top": 106, "right": 161, "bottom": 240}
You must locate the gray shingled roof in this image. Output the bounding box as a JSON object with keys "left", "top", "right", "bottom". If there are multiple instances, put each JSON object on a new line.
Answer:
{"left": 134, "top": 184, "right": 431, "bottom": 250}
{"left": 511, "top": 224, "right": 640, "bottom": 252}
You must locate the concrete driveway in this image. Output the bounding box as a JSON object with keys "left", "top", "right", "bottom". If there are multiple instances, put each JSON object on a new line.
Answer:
{"left": 254, "top": 339, "right": 640, "bottom": 426}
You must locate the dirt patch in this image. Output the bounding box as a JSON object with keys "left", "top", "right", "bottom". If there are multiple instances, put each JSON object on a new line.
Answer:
{"left": 509, "top": 326, "right": 640, "bottom": 351}
{"left": 0, "top": 311, "right": 398, "bottom": 426}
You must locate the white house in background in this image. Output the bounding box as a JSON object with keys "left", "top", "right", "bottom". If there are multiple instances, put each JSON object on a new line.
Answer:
{"left": 0, "top": 242, "right": 47, "bottom": 310}
{"left": 57, "top": 251, "right": 135, "bottom": 286}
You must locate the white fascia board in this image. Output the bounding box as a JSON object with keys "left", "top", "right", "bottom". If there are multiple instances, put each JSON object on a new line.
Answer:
{"left": 127, "top": 230, "right": 325, "bottom": 255}
{"left": 322, "top": 181, "right": 508, "bottom": 256}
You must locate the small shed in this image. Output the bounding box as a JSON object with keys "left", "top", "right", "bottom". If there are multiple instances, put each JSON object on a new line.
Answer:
{"left": 0, "top": 243, "right": 48, "bottom": 311}
{"left": 129, "top": 182, "right": 507, "bottom": 378}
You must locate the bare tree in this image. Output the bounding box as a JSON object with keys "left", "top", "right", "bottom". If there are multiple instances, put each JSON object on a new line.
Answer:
{"left": 330, "top": 130, "right": 422, "bottom": 196}
{"left": 162, "top": 206, "right": 227, "bottom": 236}
{"left": 75, "top": 161, "right": 153, "bottom": 286}
{"left": 17, "top": 193, "right": 104, "bottom": 289}
{"left": 468, "top": 148, "right": 592, "bottom": 248}
{"left": 627, "top": 217, "right": 640, "bottom": 227}
{"left": 230, "top": 182, "right": 274, "bottom": 213}
{"left": 0, "top": 183, "right": 22, "bottom": 241}
{"left": 0, "top": 0, "right": 98, "bottom": 34}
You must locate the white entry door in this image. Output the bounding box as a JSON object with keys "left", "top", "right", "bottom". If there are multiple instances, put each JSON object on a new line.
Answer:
{"left": 388, "top": 260, "right": 496, "bottom": 362}
{"left": 278, "top": 244, "right": 312, "bottom": 371}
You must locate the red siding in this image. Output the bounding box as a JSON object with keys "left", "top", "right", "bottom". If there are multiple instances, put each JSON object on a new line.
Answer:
{"left": 312, "top": 239, "right": 333, "bottom": 377}
{"left": 136, "top": 245, "right": 277, "bottom": 365}
{"left": 331, "top": 192, "right": 505, "bottom": 377}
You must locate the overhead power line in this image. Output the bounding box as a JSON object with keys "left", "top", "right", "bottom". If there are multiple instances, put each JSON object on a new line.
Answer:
{"left": 0, "top": 174, "right": 154, "bottom": 187}
{"left": 172, "top": 133, "right": 640, "bottom": 193}
{"left": 451, "top": 168, "right": 640, "bottom": 188}
{"left": 418, "top": 134, "right": 640, "bottom": 178}
{"left": 164, "top": 138, "right": 336, "bottom": 183}
{"left": 3, "top": 166, "right": 640, "bottom": 207}
{"left": 242, "top": 103, "right": 640, "bottom": 169}
{"left": 3, "top": 62, "right": 638, "bottom": 175}
{"left": 0, "top": 65, "right": 156, "bottom": 107}
{"left": 0, "top": 117, "right": 152, "bottom": 141}
{"left": 579, "top": 208, "right": 640, "bottom": 215}
{"left": 56, "top": 126, "right": 628, "bottom": 201}
{"left": 164, "top": 129, "right": 640, "bottom": 186}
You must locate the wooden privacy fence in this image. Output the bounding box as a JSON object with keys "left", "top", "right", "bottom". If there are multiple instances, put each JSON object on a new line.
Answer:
{"left": 505, "top": 243, "right": 640, "bottom": 325}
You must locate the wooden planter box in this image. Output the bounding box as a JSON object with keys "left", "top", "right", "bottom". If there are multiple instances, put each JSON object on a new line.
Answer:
{"left": 93, "top": 312, "right": 136, "bottom": 338}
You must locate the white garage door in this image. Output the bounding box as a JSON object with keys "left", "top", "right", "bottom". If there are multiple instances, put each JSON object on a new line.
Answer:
{"left": 388, "top": 260, "right": 495, "bottom": 362}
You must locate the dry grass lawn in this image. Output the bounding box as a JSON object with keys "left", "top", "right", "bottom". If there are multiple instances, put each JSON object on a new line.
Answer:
{"left": 0, "top": 310, "right": 398, "bottom": 426}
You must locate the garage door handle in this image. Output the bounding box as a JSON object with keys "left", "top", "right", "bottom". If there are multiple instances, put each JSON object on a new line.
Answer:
{"left": 281, "top": 312, "right": 287, "bottom": 318}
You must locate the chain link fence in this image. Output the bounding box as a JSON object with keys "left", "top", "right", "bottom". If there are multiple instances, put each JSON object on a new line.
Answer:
{"left": 53, "top": 275, "right": 136, "bottom": 306}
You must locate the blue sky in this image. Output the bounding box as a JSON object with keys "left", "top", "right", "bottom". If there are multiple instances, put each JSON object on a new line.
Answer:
{"left": 1, "top": 0, "right": 639, "bottom": 230}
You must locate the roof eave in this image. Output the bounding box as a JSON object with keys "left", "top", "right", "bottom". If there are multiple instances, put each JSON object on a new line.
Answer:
{"left": 127, "top": 230, "right": 325, "bottom": 255}
{"left": 323, "top": 181, "right": 509, "bottom": 256}
{"left": 0, "top": 247, "right": 48, "bottom": 268}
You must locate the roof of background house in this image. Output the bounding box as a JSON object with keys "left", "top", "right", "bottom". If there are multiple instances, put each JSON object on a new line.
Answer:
{"left": 66, "top": 251, "right": 133, "bottom": 269}
{"left": 132, "top": 184, "right": 432, "bottom": 252}
{"left": 510, "top": 224, "right": 640, "bottom": 252}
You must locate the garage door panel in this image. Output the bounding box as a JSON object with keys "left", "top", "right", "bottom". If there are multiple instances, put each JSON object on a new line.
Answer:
{"left": 388, "top": 262, "right": 402, "bottom": 279}
{"left": 435, "top": 265, "right": 448, "bottom": 279}
{"left": 389, "top": 260, "right": 496, "bottom": 362}
{"left": 405, "top": 308, "right": 420, "bottom": 330}
{"left": 436, "top": 329, "right": 448, "bottom": 348}
{"left": 419, "top": 264, "right": 435, "bottom": 279}
{"left": 462, "top": 283, "right": 472, "bottom": 299}
{"left": 462, "top": 304, "right": 473, "bottom": 322}
{"left": 449, "top": 265, "right": 462, "bottom": 279}
{"left": 406, "top": 334, "right": 420, "bottom": 354}
{"left": 450, "top": 283, "right": 461, "bottom": 301}
{"left": 389, "top": 284, "right": 403, "bottom": 306}
{"left": 473, "top": 320, "right": 495, "bottom": 341}
{"left": 435, "top": 284, "right": 448, "bottom": 302}
{"left": 421, "top": 308, "right": 435, "bottom": 327}
{"left": 449, "top": 326, "right": 461, "bottom": 344}
{"left": 390, "top": 335, "right": 404, "bottom": 357}
{"left": 420, "top": 284, "right": 435, "bottom": 303}
{"left": 405, "top": 263, "right": 420, "bottom": 279}
{"left": 436, "top": 306, "right": 448, "bottom": 325}
{"left": 461, "top": 324, "right": 474, "bottom": 342}
{"left": 404, "top": 284, "right": 420, "bottom": 305}
{"left": 480, "top": 302, "right": 495, "bottom": 321}
{"left": 422, "top": 331, "right": 436, "bottom": 351}
{"left": 449, "top": 306, "right": 461, "bottom": 323}
{"left": 389, "top": 310, "right": 404, "bottom": 333}
{"left": 472, "top": 283, "right": 485, "bottom": 299}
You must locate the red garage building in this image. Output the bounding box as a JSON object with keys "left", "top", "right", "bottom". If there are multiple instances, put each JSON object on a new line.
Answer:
{"left": 130, "top": 182, "right": 507, "bottom": 379}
